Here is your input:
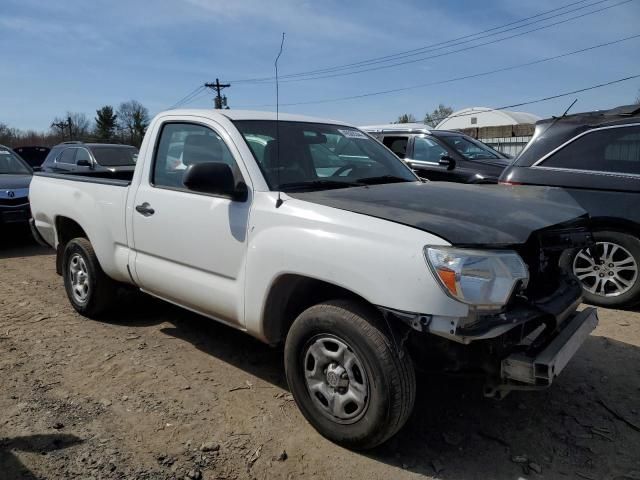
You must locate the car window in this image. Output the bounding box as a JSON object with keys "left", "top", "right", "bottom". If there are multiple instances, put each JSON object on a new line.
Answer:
{"left": 412, "top": 136, "right": 448, "bottom": 163}
{"left": 57, "top": 148, "right": 76, "bottom": 164}
{"left": 75, "top": 148, "right": 92, "bottom": 165}
{"left": 0, "top": 148, "right": 32, "bottom": 174}
{"left": 90, "top": 146, "right": 138, "bottom": 167}
{"left": 543, "top": 125, "right": 640, "bottom": 175}
{"left": 382, "top": 136, "right": 408, "bottom": 159}
{"left": 234, "top": 121, "right": 416, "bottom": 190}
{"left": 438, "top": 135, "right": 503, "bottom": 161}
{"left": 152, "top": 122, "right": 238, "bottom": 190}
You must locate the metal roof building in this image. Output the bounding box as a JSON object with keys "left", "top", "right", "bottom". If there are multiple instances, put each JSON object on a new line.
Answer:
{"left": 435, "top": 107, "right": 541, "bottom": 130}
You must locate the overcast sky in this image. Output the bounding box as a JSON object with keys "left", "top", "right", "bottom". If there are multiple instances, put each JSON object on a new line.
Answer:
{"left": 1, "top": 0, "right": 639, "bottom": 130}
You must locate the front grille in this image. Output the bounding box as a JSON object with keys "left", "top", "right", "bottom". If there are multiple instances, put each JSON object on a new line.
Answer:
{"left": 0, "top": 197, "right": 29, "bottom": 207}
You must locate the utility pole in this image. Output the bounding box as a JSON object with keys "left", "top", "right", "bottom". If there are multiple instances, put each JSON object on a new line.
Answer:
{"left": 51, "top": 116, "right": 74, "bottom": 141}
{"left": 204, "top": 78, "right": 230, "bottom": 109}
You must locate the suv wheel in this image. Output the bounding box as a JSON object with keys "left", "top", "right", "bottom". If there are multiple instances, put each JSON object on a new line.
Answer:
{"left": 570, "top": 230, "right": 640, "bottom": 308}
{"left": 284, "top": 300, "right": 415, "bottom": 450}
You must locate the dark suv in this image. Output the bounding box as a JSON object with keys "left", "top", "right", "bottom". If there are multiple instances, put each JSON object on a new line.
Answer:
{"left": 41, "top": 142, "right": 138, "bottom": 177}
{"left": 361, "top": 124, "right": 510, "bottom": 183}
{"left": 501, "top": 104, "right": 640, "bottom": 308}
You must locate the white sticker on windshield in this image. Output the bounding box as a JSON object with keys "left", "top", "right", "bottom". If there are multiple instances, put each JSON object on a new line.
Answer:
{"left": 338, "top": 128, "right": 367, "bottom": 139}
{"left": 0, "top": 150, "right": 10, "bottom": 155}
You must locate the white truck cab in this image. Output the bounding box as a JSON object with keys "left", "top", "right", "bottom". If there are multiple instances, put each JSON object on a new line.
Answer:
{"left": 29, "top": 109, "right": 598, "bottom": 449}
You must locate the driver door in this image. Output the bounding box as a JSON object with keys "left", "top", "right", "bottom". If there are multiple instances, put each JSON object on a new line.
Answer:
{"left": 131, "top": 120, "right": 251, "bottom": 326}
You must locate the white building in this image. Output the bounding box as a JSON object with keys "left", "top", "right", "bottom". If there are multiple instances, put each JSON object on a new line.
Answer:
{"left": 436, "top": 107, "right": 541, "bottom": 157}
{"left": 435, "top": 107, "right": 541, "bottom": 130}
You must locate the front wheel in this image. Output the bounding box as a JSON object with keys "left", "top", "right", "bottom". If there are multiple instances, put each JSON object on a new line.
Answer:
{"left": 284, "top": 300, "right": 415, "bottom": 450}
{"left": 568, "top": 230, "right": 640, "bottom": 308}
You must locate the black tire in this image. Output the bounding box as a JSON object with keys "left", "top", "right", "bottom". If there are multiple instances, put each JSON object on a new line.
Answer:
{"left": 284, "top": 300, "right": 415, "bottom": 450}
{"left": 564, "top": 230, "right": 640, "bottom": 308}
{"left": 62, "top": 237, "right": 117, "bottom": 318}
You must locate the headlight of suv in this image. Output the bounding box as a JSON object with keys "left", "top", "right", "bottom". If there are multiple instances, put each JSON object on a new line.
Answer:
{"left": 425, "top": 247, "right": 529, "bottom": 309}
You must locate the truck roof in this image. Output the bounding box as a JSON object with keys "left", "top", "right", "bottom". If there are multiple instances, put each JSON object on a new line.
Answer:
{"left": 165, "top": 109, "right": 350, "bottom": 126}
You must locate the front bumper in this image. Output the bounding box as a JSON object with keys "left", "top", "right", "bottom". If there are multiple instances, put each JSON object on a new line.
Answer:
{"left": 0, "top": 201, "right": 31, "bottom": 225}
{"left": 485, "top": 307, "right": 598, "bottom": 398}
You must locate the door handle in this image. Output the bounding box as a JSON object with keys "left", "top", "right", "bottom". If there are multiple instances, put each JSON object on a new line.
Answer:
{"left": 135, "top": 202, "right": 155, "bottom": 216}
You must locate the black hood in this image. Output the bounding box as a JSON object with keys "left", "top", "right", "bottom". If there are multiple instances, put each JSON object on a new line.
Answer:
{"left": 288, "top": 182, "right": 587, "bottom": 246}
{"left": 0, "top": 174, "right": 32, "bottom": 190}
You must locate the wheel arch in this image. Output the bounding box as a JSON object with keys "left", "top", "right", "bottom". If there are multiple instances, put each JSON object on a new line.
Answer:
{"left": 589, "top": 216, "right": 640, "bottom": 238}
{"left": 261, "top": 274, "right": 373, "bottom": 345}
{"left": 54, "top": 216, "right": 89, "bottom": 275}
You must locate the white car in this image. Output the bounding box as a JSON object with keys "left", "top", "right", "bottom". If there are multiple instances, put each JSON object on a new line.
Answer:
{"left": 29, "top": 109, "right": 598, "bottom": 449}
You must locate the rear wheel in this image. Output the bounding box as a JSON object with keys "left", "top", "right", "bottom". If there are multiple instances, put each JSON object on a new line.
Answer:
{"left": 570, "top": 230, "right": 640, "bottom": 308}
{"left": 284, "top": 300, "right": 415, "bottom": 450}
{"left": 62, "top": 238, "right": 117, "bottom": 317}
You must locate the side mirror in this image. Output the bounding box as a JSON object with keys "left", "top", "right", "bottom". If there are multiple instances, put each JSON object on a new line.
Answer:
{"left": 438, "top": 155, "right": 456, "bottom": 171}
{"left": 77, "top": 159, "right": 92, "bottom": 168}
{"left": 183, "top": 162, "right": 248, "bottom": 201}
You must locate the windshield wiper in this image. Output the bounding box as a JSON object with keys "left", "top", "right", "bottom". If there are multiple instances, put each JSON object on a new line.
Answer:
{"left": 355, "top": 175, "right": 413, "bottom": 185}
{"left": 278, "top": 179, "right": 365, "bottom": 191}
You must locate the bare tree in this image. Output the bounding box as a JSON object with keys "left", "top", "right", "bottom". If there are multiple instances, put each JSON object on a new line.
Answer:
{"left": 117, "top": 100, "right": 149, "bottom": 147}
{"left": 424, "top": 104, "right": 454, "bottom": 127}
{"left": 395, "top": 113, "right": 416, "bottom": 124}
{"left": 50, "top": 112, "right": 91, "bottom": 141}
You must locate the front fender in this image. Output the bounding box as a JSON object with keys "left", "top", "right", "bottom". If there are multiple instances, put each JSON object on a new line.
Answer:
{"left": 243, "top": 193, "right": 469, "bottom": 340}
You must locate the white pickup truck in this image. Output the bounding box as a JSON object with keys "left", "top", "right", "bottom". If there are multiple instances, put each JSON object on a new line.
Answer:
{"left": 30, "top": 109, "right": 598, "bottom": 449}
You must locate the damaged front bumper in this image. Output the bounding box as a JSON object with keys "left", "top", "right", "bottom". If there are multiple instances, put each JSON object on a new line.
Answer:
{"left": 485, "top": 307, "right": 598, "bottom": 398}
{"left": 379, "top": 276, "right": 598, "bottom": 398}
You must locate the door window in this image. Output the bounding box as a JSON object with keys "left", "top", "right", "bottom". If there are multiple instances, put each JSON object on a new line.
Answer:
{"left": 382, "top": 136, "right": 408, "bottom": 159}
{"left": 57, "top": 148, "right": 76, "bottom": 164}
{"left": 412, "top": 136, "right": 448, "bottom": 162}
{"left": 75, "top": 148, "right": 92, "bottom": 165}
{"left": 152, "top": 123, "right": 237, "bottom": 189}
{"left": 543, "top": 125, "right": 640, "bottom": 175}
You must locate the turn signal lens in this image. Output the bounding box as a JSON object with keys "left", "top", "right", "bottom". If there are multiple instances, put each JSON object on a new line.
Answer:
{"left": 435, "top": 268, "right": 458, "bottom": 296}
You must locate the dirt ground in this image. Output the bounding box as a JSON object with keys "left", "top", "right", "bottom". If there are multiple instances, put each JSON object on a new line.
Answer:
{"left": 1, "top": 236, "right": 639, "bottom": 480}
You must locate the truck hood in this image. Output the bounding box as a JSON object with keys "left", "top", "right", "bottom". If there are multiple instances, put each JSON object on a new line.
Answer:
{"left": 288, "top": 182, "right": 587, "bottom": 246}
{"left": 0, "top": 174, "right": 32, "bottom": 190}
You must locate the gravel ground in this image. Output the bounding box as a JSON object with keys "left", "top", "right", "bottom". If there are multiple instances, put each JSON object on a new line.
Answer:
{"left": 1, "top": 236, "right": 639, "bottom": 480}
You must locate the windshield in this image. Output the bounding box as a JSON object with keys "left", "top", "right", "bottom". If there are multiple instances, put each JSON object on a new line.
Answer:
{"left": 90, "top": 146, "right": 138, "bottom": 167}
{"left": 234, "top": 121, "right": 417, "bottom": 191}
{"left": 438, "top": 135, "right": 508, "bottom": 163}
{"left": 0, "top": 148, "right": 32, "bottom": 174}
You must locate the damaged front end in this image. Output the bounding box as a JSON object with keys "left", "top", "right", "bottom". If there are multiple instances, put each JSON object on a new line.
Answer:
{"left": 381, "top": 217, "right": 599, "bottom": 398}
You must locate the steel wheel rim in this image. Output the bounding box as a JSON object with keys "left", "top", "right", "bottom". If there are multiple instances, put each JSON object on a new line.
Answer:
{"left": 303, "top": 334, "right": 370, "bottom": 424}
{"left": 573, "top": 241, "right": 638, "bottom": 297}
{"left": 69, "top": 253, "right": 90, "bottom": 303}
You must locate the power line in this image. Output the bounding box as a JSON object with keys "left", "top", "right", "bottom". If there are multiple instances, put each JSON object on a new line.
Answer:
{"left": 235, "top": 33, "right": 640, "bottom": 108}
{"left": 169, "top": 85, "right": 206, "bottom": 109}
{"left": 401, "top": 74, "right": 640, "bottom": 125}
{"left": 265, "top": 0, "right": 596, "bottom": 79}
{"left": 227, "top": 0, "right": 633, "bottom": 84}
{"left": 178, "top": 89, "right": 212, "bottom": 107}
